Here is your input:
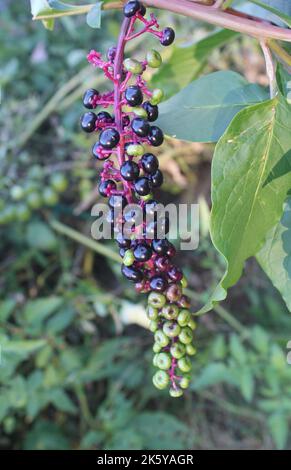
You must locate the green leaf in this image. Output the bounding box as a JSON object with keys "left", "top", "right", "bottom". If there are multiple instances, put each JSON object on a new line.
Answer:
{"left": 3, "top": 339, "right": 47, "bottom": 354}
{"left": 249, "top": 0, "right": 291, "bottom": 28}
{"left": 50, "top": 389, "right": 78, "bottom": 414}
{"left": 30, "top": 0, "right": 93, "bottom": 20}
{"left": 26, "top": 221, "right": 57, "bottom": 251}
{"left": 23, "top": 296, "right": 63, "bottom": 324}
{"left": 199, "top": 94, "right": 291, "bottom": 313}
{"left": 86, "top": 2, "right": 102, "bottom": 29}
{"left": 192, "top": 363, "right": 235, "bottom": 390}
{"left": 151, "top": 29, "right": 239, "bottom": 99}
{"left": 0, "top": 299, "right": 16, "bottom": 322}
{"left": 257, "top": 196, "right": 291, "bottom": 311}
{"left": 268, "top": 412, "right": 289, "bottom": 449}
{"left": 157, "top": 71, "right": 268, "bottom": 143}
{"left": 239, "top": 368, "right": 255, "bottom": 402}
{"left": 229, "top": 334, "right": 247, "bottom": 364}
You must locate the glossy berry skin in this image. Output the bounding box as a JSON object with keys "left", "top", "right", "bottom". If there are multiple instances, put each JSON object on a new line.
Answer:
{"left": 123, "top": 0, "right": 141, "bottom": 17}
{"left": 120, "top": 161, "right": 140, "bottom": 181}
{"left": 131, "top": 118, "right": 150, "bottom": 137}
{"left": 150, "top": 169, "right": 163, "bottom": 187}
{"left": 98, "top": 179, "right": 116, "bottom": 197}
{"left": 141, "top": 153, "right": 159, "bottom": 174}
{"left": 160, "top": 27, "right": 175, "bottom": 46}
{"left": 99, "top": 128, "right": 120, "bottom": 149}
{"left": 134, "top": 177, "right": 152, "bottom": 196}
{"left": 125, "top": 86, "right": 143, "bottom": 107}
{"left": 121, "top": 264, "right": 143, "bottom": 282}
{"left": 150, "top": 275, "right": 168, "bottom": 292}
{"left": 108, "top": 195, "right": 127, "bottom": 210}
{"left": 148, "top": 126, "right": 164, "bottom": 146}
{"left": 152, "top": 238, "right": 170, "bottom": 255}
{"left": 97, "top": 111, "right": 114, "bottom": 126}
{"left": 80, "top": 112, "right": 97, "bottom": 133}
{"left": 92, "top": 142, "right": 111, "bottom": 160}
{"left": 116, "top": 232, "right": 131, "bottom": 249}
{"left": 142, "top": 101, "right": 159, "bottom": 122}
{"left": 133, "top": 242, "right": 152, "bottom": 262}
{"left": 139, "top": 4, "right": 146, "bottom": 16}
{"left": 168, "top": 266, "right": 183, "bottom": 282}
{"left": 154, "top": 256, "right": 170, "bottom": 272}
{"left": 83, "top": 89, "right": 99, "bottom": 109}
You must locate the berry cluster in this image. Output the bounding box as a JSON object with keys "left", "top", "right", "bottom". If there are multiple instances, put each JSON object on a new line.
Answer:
{"left": 81, "top": 1, "right": 196, "bottom": 397}
{"left": 0, "top": 165, "right": 68, "bottom": 225}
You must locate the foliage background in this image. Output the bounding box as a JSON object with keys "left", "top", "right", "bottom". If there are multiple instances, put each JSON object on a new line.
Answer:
{"left": 1, "top": 0, "right": 291, "bottom": 450}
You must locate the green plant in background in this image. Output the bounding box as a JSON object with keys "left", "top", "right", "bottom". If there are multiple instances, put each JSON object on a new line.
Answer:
{"left": 1, "top": 0, "right": 291, "bottom": 450}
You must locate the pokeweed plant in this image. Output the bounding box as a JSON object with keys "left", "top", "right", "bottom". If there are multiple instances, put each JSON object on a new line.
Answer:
{"left": 30, "top": 0, "right": 291, "bottom": 395}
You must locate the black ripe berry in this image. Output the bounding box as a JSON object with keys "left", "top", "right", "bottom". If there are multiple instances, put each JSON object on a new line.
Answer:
{"left": 116, "top": 232, "right": 131, "bottom": 249}
{"left": 144, "top": 199, "right": 159, "bottom": 217}
{"left": 134, "top": 177, "right": 152, "bottom": 196}
{"left": 149, "top": 275, "right": 168, "bottom": 292}
{"left": 121, "top": 264, "right": 143, "bottom": 282}
{"left": 120, "top": 161, "right": 140, "bottom": 181}
{"left": 131, "top": 118, "right": 150, "bottom": 137}
{"left": 168, "top": 266, "right": 183, "bottom": 282}
{"left": 124, "top": 86, "right": 143, "bottom": 107}
{"left": 92, "top": 142, "right": 111, "bottom": 160}
{"left": 142, "top": 101, "right": 159, "bottom": 122}
{"left": 152, "top": 238, "right": 170, "bottom": 255}
{"left": 98, "top": 179, "right": 116, "bottom": 197}
{"left": 148, "top": 126, "right": 164, "bottom": 146}
{"left": 80, "top": 112, "right": 97, "bottom": 133}
{"left": 97, "top": 111, "right": 114, "bottom": 125}
{"left": 139, "top": 3, "right": 146, "bottom": 16}
{"left": 141, "top": 153, "right": 159, "bottom": 174}
{"left": 99, "top": 128, "right": 120, "bottom": 149}
{"left": 150, "top": 169, "right": 163, "bottom": 187}
{"left": 133, "top": 242, "right": 152, "bottom": 262}
{"left": 83, "top": 89, "right": 99, "bottom": 109}
{"left": 123, "top": 1, "right": 141, "bottom": 17}
{"left": 108, "top": 195, "right": 127, "bottom": 210}
{"left": 160, "top": 27, "right": 175, "bottom": 46}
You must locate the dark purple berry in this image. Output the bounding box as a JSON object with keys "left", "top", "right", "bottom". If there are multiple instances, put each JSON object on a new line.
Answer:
{"left": 98, "top": 179, "right": 116, "bottom": 197}
{"left": 168, "top": 266, "right": 183, "bottom": 282}
{"left": 92, "top": 142, "right": 111, "bottom": 160}
{"left": 123, "top": 0, "right": 141, "bottom": 17}
{"left": 154, "top": 256, "right": 170, "bottom": 272}
{"left": 80, "top": 112, "right": 97, "bottom": 133}
{"left": 83, "top": 89, "right": 99, "bottom": 109}
{"left": 166, "top": 243, "right": 176, "bottom": 258}
{"left": 139, "top": 4, "right": 146, "bottom": 16}
{"left": 122, "top": 264, "right": 143, "bottom": 282}
{"left": 120, "top": 161, "right": 140, "bottom": 181}
{"left": 99, "top": 128, "right": 120, "bottom": 149}
{"left": 150, "top": 169, "right": 163, "bottom": 187}
{"left": 142, "top": 101, "right": 159, "bottom": 122}
{"left": 160, "top": 27, "right": 175, "bottom": 46}
{"left": 108, "top": 195, "right": 127, "bottom": 210}
{"left": 97, "top": 111, "right": 114, "bottom": 126}
{"left": 124, "top": 208, "right": 139, "bottom": 224}
{"left": 150, "top": 275, "right": 168, "bottom": 292}
{"left": 152, "top": 239, "right": 170, "bottom": 255}
{"left": 131, "top": 118, "right": 150, "bottom": 137}
{"left": 144, "top": 199, "right": 159, "bottom": 217}
{"left": 107, "top": 46, "right": 117, "bottom": 62}
{"left": 133, "top": 242, "right": 152, "bottom": 262}
{"left": 116, "top": 232, "right": 131, "bottom": 249}
{"left": 123, "top": 115, "right": 130, "bottom": 128}
{"left": 148, "top": 126, "right": 164, "bottom": 146}
{"left": 119, "top": 247, "right": 126, "bottom": 258}
{"left": 134, "top": 177, "right": 152, "bottom": 196}
{"left": 141, "top": 153, "right": 159, "bottom": 174}
{"left": 124, "top": 86, "right": 143, "bottom": 107}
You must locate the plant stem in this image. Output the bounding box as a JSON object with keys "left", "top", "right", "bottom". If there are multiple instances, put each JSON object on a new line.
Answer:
{"left": 260, "top": 39, "right": 277, "bottom": 99}
{"left": 269, "top": 40, "right": 291, "bottom": 68}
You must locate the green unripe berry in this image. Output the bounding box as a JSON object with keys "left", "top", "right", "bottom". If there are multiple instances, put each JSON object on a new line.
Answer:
{"left": 177, "top": 309, "right": 191, "bottom": 327}
{"left": 178, "top": 356, "right": 192, "bottom": 373}
{"left": 43, "top": 187, "right": 59, "bottom": 206}
{"left": 188, "top": 318, "right": 197, "bottom": 330}
{"left": 181, "top": 276, "right": 188, "bottom": 288}
{"left": 24, "top": 181, "right": 39, "bottom": 195}
{"left": 155, "top": 352, "right": 171, "bottom": 370}
{"left": 50, "top": 173, "right": 68, "bottom": 193}
{"left": 123, "top": 249, "right": 135, "bottom": 267}
{"left": 29, "top": 165, "right": 44, "bottom": 179}
{"left": 154, "top": 329, "right": 169, "bottom": 347}
{"left": 26, "top": 192, "right": 42, "bottom": 209}
{"left": 163, "top": 321, "right": 181, "bottom": 338}
{"left": 148, "top": 292, "right": 166, "bottom": 309}
{"left": 153, "top": 370, "right": 169, "bottom": 390}
{"left": 16, "top": 204, "right": 31, "bottom": 222}
{"left": 146, "top": 49, "right": 162, "bottom": 68}
{"left": 149, "top": 320, "right": 159, "bottom": 332}
{"left": 10, "top": 185, "right": 24, "bottom": 201}
{"left": 126, "top": 143, "right": 144, "bottom": 157}
{"left": 123, "top": 58, "right": 143, "bottom": 74}
{"left": 153, "top": 342, "right": 162, "bottom": 353}
{"left": 140, "top": 193, "right": 153, "bottom": 202}
{"left": 179, "top": 376, "right": 190, "bottom": 389}
{"left": 162, "top": 304, "right": 179, "bottom": 320}
{"left": 133, "top": 107, "right": 148, "bottom": 118}
{"left": 178, "top": 326, "right": 193, "bottom": 345}
{"left": 153, "top": 353, "right": 159, "bottom": 367}
{"left": 146, "top": 305, "right": 159, "bottom": 320}
{"left": 150, "top": 88, "right": 164, "bottom": 105}
{"left": 186, "top": 344, "right": 197, "bottom": 356}
{"left": 170, "top": 342, "right": 186, "bottom": 359}
{"left": 169, "top": 386, "right": 183, "bottom": 398}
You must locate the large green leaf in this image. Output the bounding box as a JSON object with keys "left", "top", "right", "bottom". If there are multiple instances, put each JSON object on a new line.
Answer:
{"left": 151, "top": 29, "right": 239, "bottom": 99}
{"left": 257, "top": 196, "right": 291, "bottom": 311}
{"left": 157, "top": 71, "right": 268, "bottom": 143}
{"left": 199, "top": 94, "right": 291, "bottom": 314}
{"left": 249, "top": 0, "right": 291, "bottom": 28}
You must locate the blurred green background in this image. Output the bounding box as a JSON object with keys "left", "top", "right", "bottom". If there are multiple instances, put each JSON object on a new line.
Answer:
{"left": 1, "top": 0, "right": 291, "bottom": 450}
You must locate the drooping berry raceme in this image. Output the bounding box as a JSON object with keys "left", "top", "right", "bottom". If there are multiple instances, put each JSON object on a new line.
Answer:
{"left": 81, "top": 1, "right": 196, "bottom": 397}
